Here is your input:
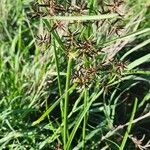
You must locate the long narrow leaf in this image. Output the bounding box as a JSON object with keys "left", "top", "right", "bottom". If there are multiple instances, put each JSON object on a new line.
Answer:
{"left": 32, "top": 84, "right": 77, "bottom": 126}
{"left": 66, "top": 88, "right": 104, "bottom": 150}
{"left": 121, "top": 38, "right": 150, "bottom": 60}
{"left": 127, "top": 53, "right": 150, "bottom": 70}
{"left": 119, "top": 98, "right": 138, "bottom": 150}
{"left": 44, "top": 14, "right": 118, "bottom": 21}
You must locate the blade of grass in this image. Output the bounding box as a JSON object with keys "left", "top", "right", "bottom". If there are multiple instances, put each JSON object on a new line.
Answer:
{"left": 53, "top": 38, "right": 63, "bottom": 111}
{"left": 121, "top": 38, "right": 150, "bottom": 60}
{"left": 43, "top": 19, "right": 66, "bottom": 50}
{"left": 68, "top": 90, "right": 85, "bottom": 118}
{"left": 66, "top": 88, "right": 104, "bottom": 150}
{"left": 82, "top": 88, "right": 88, "bottom": 150}
{"left": 139, "top": 91, "right": 150, "bottom": 108}
{"left": 64, "top": 56, "right": 73, "bottom": 149}
{"left": 104, "top": 28, "right": 150, "bottom": 46}
{"left": 105, "top": 138, "right": 120, "bottom": 149}
{"left": 44, "top": 14, "right": 118, "bottom": 21}
{"left": 18, "top": 24, "right": 22, "bottom": 51}
{"left": 73, "top": 127, "right": 102, "bottom": 150}
{"left": 1, "top": 22, "right": 12, "bottom": 41}
{"left": 119, "top": 98, "right": 138, "bottom": 150}
{"left": 127, "top": 53, "right": 150, "bottom": 70}
{"left": 31, "top": 84, "right": 76, "bottom": 126}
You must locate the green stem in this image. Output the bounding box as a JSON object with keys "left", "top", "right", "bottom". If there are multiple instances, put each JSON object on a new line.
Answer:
{"left": 64, "top": 56, "right": 72, "bottom": 149}
{"left": 82, "top": 88, "right": 88, "bottom": 150}
{"left": 53, "top": 39, "right": 64, "bottom": 144}
{"left": 66, "top": 88, "right": 104, "bottom": 150}
{"left": 18, "top": 25, "right": 22, "bottom": 51}
{"left": 119, "top": 98, "right": 138, "bottom": 150}
{"left": 53, "top": 39, "right": 63, "bottom": 118}
{"left": 53, "top": 39, "right": 62, "bottom": 97}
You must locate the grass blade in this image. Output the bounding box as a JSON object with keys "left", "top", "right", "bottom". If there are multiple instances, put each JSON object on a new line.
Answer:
{"left": 121, "top": 38, "right": 150, "bottom": 60}
{"left": 45, "top": 14, "right": 118, "bottom": 21}
{"left": 66, "top": 88, "right": 104, "bottom": 150}
{"left": 64, "top": 56, "right": 73, "bottom": 149}
{"left": 119, "top": 98, "right": 138, "bottom": 150}
{"left": 82, "top": 88, "right": 88, "bottom": 149}
{"left": 127, "top": 53, "right": 150, "bottom": 70}
{"left": 32, "top": 84, "right": 76, "bottom": 126}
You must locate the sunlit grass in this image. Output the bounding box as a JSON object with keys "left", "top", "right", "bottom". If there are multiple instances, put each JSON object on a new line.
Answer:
{"left": 0, "top": 0, "right": 150, "bottom": 149}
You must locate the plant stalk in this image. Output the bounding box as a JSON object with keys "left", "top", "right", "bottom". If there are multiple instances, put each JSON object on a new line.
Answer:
{"left": 64, "top": 56, "right": 72, "bottom": 149}
{"left": 119, "top": 98, "right": 138, "bottom": 150}
{"left": 82, "top": 88, "right": 88, "bottom": 149}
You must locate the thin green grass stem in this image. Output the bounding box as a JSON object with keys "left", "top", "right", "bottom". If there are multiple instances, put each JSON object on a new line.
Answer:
{"left": 53, "top": 39, "right": 63, "bottom": 107}
{"left": 64, "top": 56, "right": 72, "bottom": 149}
{"left": 53, "top": 38, "right": 64, "bottom": 144}
{"left": 82, "top": 88, "right": 88, "bottom": 150}
{"left": 119, "top": 98, "right": 138, "bottom": 150}
{"left": 66, "top": 88, "right": 104, "bottom": 150}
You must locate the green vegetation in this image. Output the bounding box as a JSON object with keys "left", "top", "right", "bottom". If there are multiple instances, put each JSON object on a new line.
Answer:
{"left": 0, "top": 0, "right": 150, "bottom": 149}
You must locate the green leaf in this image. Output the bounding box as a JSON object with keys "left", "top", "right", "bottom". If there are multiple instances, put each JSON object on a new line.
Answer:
{"left": 127, "top": 53, "right": 150, "bottom": 70}
{"left": 119, "top": 98, "right": 138, "bottom": 150}
{"left": 66, "top": 88, "right": 104, "bottom": 150}
{"left": 32, "top": 84, "right": 77, "bottom": 126}
{"left": 44, "top": 14, "right": 118, "bottom": 21}
{"left": 121, "top": 38, "right": 150, "bottom": 60}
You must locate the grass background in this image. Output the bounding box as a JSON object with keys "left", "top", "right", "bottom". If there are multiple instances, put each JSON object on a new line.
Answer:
{"left": 0, "top": 0, "right": 150, "bottom": 149}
